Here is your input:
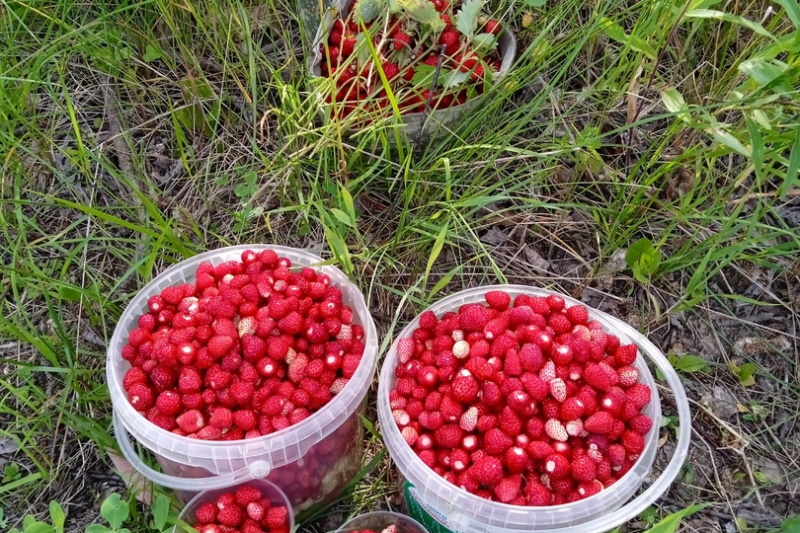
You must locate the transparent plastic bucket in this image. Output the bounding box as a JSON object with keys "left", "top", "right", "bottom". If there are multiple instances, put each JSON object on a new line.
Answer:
{"left": 108, "top": 245, "right": 378, "bottom": 509}
{"left": 174, "top": 479, "right": 294, "bottom": 532}
{"left": 377, "top": 285, "right": 691, "bottom": 533}
{"left": 337, "top": 511, "right": 431, "bottom": 533}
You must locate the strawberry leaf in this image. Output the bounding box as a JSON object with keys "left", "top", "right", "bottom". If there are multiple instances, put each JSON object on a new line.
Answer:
{"left": 471, "top": 32, "right": 498, "bottom": 50}
{"left": 412, "top": 64, "right": 438, "bottom": 86}
{"left": 388, "top": 0, "right": 403, "bottom": 13}
{"left": 441, "top": 69, "right": 470, "bottom": 88}
{"left": 455, "top": 0, "right": 484, "bottom": 38}
{"left": 397, "top": 0, "right": 445, "bottom": 31}
{"left": 356, "top": 32, "right": 372, "bottom": 68}
{"left": 354, "top": 0, "right": 387, "bottom": 23}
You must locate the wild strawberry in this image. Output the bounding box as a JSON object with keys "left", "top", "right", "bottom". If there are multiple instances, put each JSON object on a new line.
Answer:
{"left": 629, "top": 414, "right": 653, "bottom": 435}
{"left": 545, "top": 294, "right": 565, "bottom": 312}
{"left": 617, "top": 366, "right": 639, "bottom": 387}
{"left": 176, "top": 409, "right": 205, "bottom": 433}
{"left": 217, "top": 505, "right": 243, "bottom": 527}
{"left": 549, "top": 378, "right": 567, "bottom": 402}
{"left": 484, "top": 20, "right": 500, "bottom": 35}
{"left": 452, "top": 372, "right": 479, "bottom": 403}
{"left": 560, "top": 397, "right": 585, "bottom": 420}
{"left": 265, "top": 506, "right": 289, "bottom": 528}
{"left": 621, "top": 430, "right": 645, "bottom": 454}
{"left": 207, "top": 335, "right": 234, "bottom": 358}
{"left": 381, "top": 61, "right": 400, "bottom": 79}
{"left": 525, "top": 481, "right": 552, "bottom": 506}
{"left": 439, "top": 28, "right": 460, "bottom": 55}
{"left": 565, "top": 304, "right": 589, "bottom": 325}
{"left": 504, "top": 446, "right": 528, "bottom": 473}
{"left": 626, "top": 383, "right": 651, "bottom": 409}
{"left": 606, "top": 444, "right": 626, "bottom": 467}
{"left": 470, "top": 456, "right": 503, "bottom": 485}
{"left": 484, "top": 428, "right": 513, "bottom": 455}
{"left": 583, "top": 362, "right": 614, "bottom": 391}
{"left": 539, "top": 360, "right": 556, "bottom": 383}
{"left": 545, "top": 419, "right": 568, "bottom": 442}
{"left": 342, "top": 353, "right": 362, "bottom": 378}
{"left": 548, "top": 313, "right": 572, "bottom": 335}
{"left": 497, "top": 406, "right": 522, "bottom": 437}
{"left": 459, "top": 406, "right": 479, "bottom": 432}
{"left": 155, "top": 391, "right": 182, "bottom": 416}
{"left": 571, "top": 455, "right": 597, "bottom": 482}
{"left": 195, "top": 502, "right": 218, "bottom": 524}
{"left": 614, "top": 344, "right": 638, "bottom": 366}
{"left": 209, "top": 406, "right": 233, "bottom": 429}
{"left": 123, "top": 367, "right": 148, "bottom": 390}
{"left": 235, "top": 485, "right": 262, "bottom": 506}
{"left": 434, "top": 424, "right": 463, "bottom": 448}
{"left": 452, "top": 339, "right": 470, "bottom": 358}
{"left": 584, "top": 411, "right": 614, "bottom": 434}
{"left": 544, "top": 453, "right": 570, "bottom": 479}
{"left": 458, "top": 304, "right": 489, "bottom": 331}
{"left": 128, "top": 383, "right": 155, "bottom": 411}
{"left": 493, "top": 475, "right": 522, "bottom": 503}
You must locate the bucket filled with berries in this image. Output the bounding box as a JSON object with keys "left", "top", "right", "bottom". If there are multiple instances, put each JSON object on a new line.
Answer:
{"left": 175, "top": 480, "right": 293, "bottom": 533}
{"left": 108, "top": 245, "right": 378, "bottom": 511}
{"left": 337, "top": 511, "right": 431, "bottom": 533}
{"left": 377, "top": 286, "right": 691, "bottom": 533}
{"left": 309, "top": 0, "right": 516, "bottom": 135}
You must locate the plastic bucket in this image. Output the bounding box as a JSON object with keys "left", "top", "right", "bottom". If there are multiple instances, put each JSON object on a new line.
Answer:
{"left": 307, "top": 0, "right": 517, "bottom": 140}
{"left": 174, "top": 479, "right": 294, "bottom": 532}
{"left": 337, "top": 511, "right": 431, "bottom": 533}
{"left": 108, "top": 245, "right": 379, "bottom": 510}
{"left": 377, "top": 285, "right": 691, "bottom": 533}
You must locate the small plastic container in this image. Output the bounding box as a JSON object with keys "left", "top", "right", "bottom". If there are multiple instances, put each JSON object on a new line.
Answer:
{"left": 174, "top": 479, "right": 294, "bottom": 532}
{"left": 337, "top": 511, "right": 431, "bottom": 533}
{"left": 108, "top": 245, "right": 379, "bottom": 510}
{"left": 307, "top": 0, "right": 517, "bottom": 140}
{"left": 377, "top": 285, "right": 692, "bottom": 533}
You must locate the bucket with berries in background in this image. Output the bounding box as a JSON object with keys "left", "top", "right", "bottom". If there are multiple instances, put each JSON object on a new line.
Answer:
{"left": 175, "top": 479, "right": 293, "bottom": 533}
{"left": 377, "top": 286, "right": 691, "bottom": 533}
{"left": 107, "top": 245, "right": 378, "bottom": 513}
{"left": 337, "top": 510, "right": 431, "bottom": 533}
{"left": 308, "top": 0, "right": 517, "bottom": 139}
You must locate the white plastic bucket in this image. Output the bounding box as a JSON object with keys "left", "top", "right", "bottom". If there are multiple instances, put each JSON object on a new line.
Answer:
{"left": 377, "top": 285, "right": 691, "bottom": 533}
{"left": 174, "top": 479, "right": 294, "bottom": 532}
{"left": 108, "top": 245, "right": 378, "bottom": 509}
{"left": 337, "top": 511, "right": 431, "bottom": 533}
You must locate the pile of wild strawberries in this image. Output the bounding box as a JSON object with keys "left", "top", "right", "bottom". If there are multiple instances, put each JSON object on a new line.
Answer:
{"left": 347, "top": 527, "right": 401, "bottom": 533}
{"left": 191, "top": 484, "right": 290, "bottom": 533}
{"left": 389, "top": 291, "right": 653, "bottom": 506}
{"left": 121, "top": 249, "right": 365, "bottom": 440}
{"left": 319, "top": 0, "right": 503, "bottom": 119}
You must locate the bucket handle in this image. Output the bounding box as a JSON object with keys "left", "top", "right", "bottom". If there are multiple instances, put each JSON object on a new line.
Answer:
{"left": 113, "top": 412, "right": 272, "bottom": 491}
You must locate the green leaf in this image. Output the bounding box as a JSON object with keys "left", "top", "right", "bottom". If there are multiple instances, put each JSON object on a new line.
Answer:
{"left": 644, "top": 504, "right": 706, "bottom": 533}
{"left": 687, "top": 0, "right": 723, "bottom": 10}
{"left": 49, "top": 501, "right": 65, "bottom": 533}
{"left": 412, "top": 64, "right": 438, "bottom": 86}
{"left": 671, "top": 354, "right": 710, "bottom": 374}
{"left": 597, "top": 16, "right": 657, "bottom": 60}
{"left": 782, "top": 516, "right": 800, "bottom": 533}
{"left": 397, "top": 0, "right": 444, "bottom": 30}
{"left": 340, "top": 185, "right": 356, "bottom": 224}
{"left": 684, "top": 9, "right": 776, "bottom": 40}
{"left": 712, "top": 127, "right": 751, "bottom": 157}
{"left": 356, "top": 32, "right": 371, "bottom": 68}
{"left": 523, "top": 0, "right": 546, "bottom": 6}
{"left": 471, "top": 33, "right": 497, "bottom": 50}
{"left": 730, "top": 361, "right": 758, "bottom": 386}
{"left": 425, "top": 224, "right": 449, "bottom": 280}
{"left": 625, "top": 237, "right": 661, "bottom": 282}
{"left": 100, "top": 494, "right": 128, "bottom": 530}
{"left": 85, "top": 526, "right": 111, "bottom": 533}
{"left": 428, "top": 263, "right": 462, "bottom": 299}
{"left": 441, "top": 69, "right": 470, "bottom": 88}
{"left": 455, "top": 0, "right": 483, "bottom": 37}
{"left": 779, "top": 127, "right": 800, "bottom": 198}
{"left": 660, "top": 87, "right": 691, "bottom": 124}
{"left": 330, "top": 208, "right": 354, "bottom": 227}
{"left": 23, "top": 522, "right": 53, "bottom": 533}
{"left": 143, "top": 43, "right": 162, "bottom": 62}
{"left": 152, "top": 494, "right": 170, "bottom": 531}
{"left": 354, "top": 0, "right": 386, "bottom": 23}
{"left": 388, "top": 0, "right": 403, "bottom": 13}
{"left": 772, "top": 0, "right": 800, "bottom": 27}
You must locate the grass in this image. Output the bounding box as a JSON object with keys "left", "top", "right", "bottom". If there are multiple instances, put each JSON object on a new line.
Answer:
{"left": 0, "top": 0, "right": 799, "bottom": 530}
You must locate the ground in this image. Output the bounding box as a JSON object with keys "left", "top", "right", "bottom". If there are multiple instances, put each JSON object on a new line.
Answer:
{"left": 0, "top": 0, "right": 798, "bottom": 532}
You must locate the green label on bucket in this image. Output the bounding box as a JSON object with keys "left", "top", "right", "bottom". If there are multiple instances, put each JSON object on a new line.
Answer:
{"left": 403, "top": 481, "right": 456, "bottom": 533}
